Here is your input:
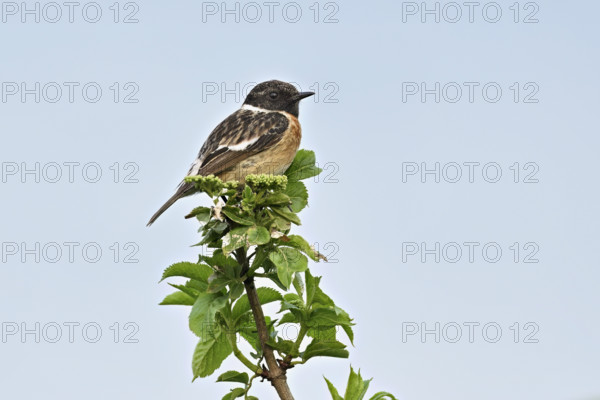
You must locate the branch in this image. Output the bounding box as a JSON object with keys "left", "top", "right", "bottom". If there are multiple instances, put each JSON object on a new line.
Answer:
{"left": 227, "top": 332, "right": 262, "bottom": 375}
{"left": 284, "top": 324, "right": 308, "bottom": 364}
{"left": 234, "top": 247, "right": 295, "bottom": 400}
{"left": 244, "top": 277, "right": 295, "bottom": 400}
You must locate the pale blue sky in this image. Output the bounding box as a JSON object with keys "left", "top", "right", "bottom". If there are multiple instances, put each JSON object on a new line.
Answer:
{"left": 1, "top": 1, "right": 599, "bottom": 399}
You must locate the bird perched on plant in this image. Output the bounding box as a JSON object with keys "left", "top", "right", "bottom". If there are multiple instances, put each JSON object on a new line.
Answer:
{"left": 147, "top": 80, "right": 314, "bottom": 226}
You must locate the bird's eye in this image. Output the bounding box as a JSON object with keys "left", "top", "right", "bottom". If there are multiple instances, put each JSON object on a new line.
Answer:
{"left": 269, "top": 92, "right": 278, "bottom": 99}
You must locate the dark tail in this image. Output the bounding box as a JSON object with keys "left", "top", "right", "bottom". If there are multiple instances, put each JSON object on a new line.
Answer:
{"left": 147, "top": 184, "right": 192, "bottom": 226}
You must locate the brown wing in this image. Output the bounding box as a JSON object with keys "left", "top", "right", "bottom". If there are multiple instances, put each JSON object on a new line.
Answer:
{"left": 191, "top": 110, "right": 290, "bottom": 176}
{"left": 147, "top": 110, "right": 290, "bottom": 226}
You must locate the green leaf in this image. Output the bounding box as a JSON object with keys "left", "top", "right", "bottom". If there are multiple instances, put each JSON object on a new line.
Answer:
{"left": 277, "top": 312, "right": 299, "bottom": 325}
{"left": 325, "top": 367, "right": 398, "bottom": 400}
{"left": 222, "top": 206, "right": 255, "bottom": 226}
{"left": 249, "top": 246, "right": 268, "bottom": 273}
{"left": 238, "top": 323, "right": 260, "bottom": 352}
{"left": 344, "top": 367, "right": 372, "bottom": 400}
{"left": 302, "top": 339, "right": 348, "bottom": 362}
{"left": 369, "top": 392, "right": 398, "bottom": 400}
{"left": 220, "top": 388, "right": 245, "bottom": 400}
{"left": 168, "top": 283, "right": 201, "bottom": 299}
{"left": 259, "top": 192, "right": 291, "bottom": 207}
{"left": 207, "top": 275, "right": 232, "bottom": 294}
{"left": 216, "top": 370, "right": 249, "bottom": 384}
{"left": 271, "top": 206, "right": 301, "bottom": 225}
{"left": 247, "top": 226, "right": 271, "bottom": 246}
{"left": 285, "top": 149, "right": 323, "bottom": 181}
{"left": 342, "top": 324, "right": 355, "bottom": 346}
{"left": 200, "top": 250, "right": 239, "bottom": 271}
{"left": 159, "top": 291, "right": 196, "bottom": 306}
{"left": 229, "top": 282, "right": 244, "bottom": 300}
{"left": 282, "top": 235, "right": 326, "bottom": 262}
{"left": 268, "top": 271, "right": 289, "bottom": 291}
{"left": 284, "top": 181, "right": 308, "bottom": 212}
{"left": 222, "top": 227, "right": 250, "bottom": 255}
{"left": 189, "top": 293, "right": 228, "bottom": 338}
{"left": 241, "top": 185, "right": 256, "bottom": 211}
{"left": 324, "top": 377, "right": 344, "bottom": 400}
{"left": 283, "top": 293, "right": 304, "bottom": 308}
{"left": 232, "top": 287, "right": 282, "bottom": 322}
{"left": 305, "top": 269, "right": 318, "bottom": 307}
{"left": 269, "top": 248, "right": 308, "bottom": 289}
{"left": 192, "top": 329, "right": 233, "bottom": 380}
{"left": 308, "top": 307, "right": 352, "bottom": 328}
{"left": 292, "top": 271, "right": 305, "bottom": 297}
{"left": 313, "top": 285, "right": 335, "bottom": 307}
{"left": 307, "top": 325, "right": 337, "bottom": 342}
{"left": 186, "top": 206, "right": 212, "bottom": 223}
{"left": 267, "top": 337, "right": 296, "bottom": 355}
{"left": 160, "top": 262, "right": 213, "bottom": 283}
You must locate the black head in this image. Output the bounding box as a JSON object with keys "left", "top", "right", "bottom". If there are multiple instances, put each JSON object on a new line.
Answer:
{"left": 243, "top": 80, "right": 314, "bottom": 117}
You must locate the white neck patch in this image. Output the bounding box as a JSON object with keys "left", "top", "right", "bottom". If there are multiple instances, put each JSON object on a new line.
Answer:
{"left": 241, "top": 104, "right": 270, "bottom": 113}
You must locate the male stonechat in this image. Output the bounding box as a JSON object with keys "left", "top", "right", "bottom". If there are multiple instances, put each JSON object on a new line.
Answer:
{"left": 147, "top": 80, "right": 314, "bottom": 226}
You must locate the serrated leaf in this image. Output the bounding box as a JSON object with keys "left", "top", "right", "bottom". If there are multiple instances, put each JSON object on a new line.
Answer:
{"left": 207, "top": 275, "right": 232, "bottom": 294}
{"left": 325, "top": 367, "right": 398, "bottom": 400}
{"left": 250, "top": 247, "right": 268, "bottom": 273}
{"left": 285, "top": 149, "right": 323, "bottom": 181}
{"left": 308, "top": 307, "right": 352, "bottom": 329}
{"left": 192, "top": 329, "right": 233, "bottom": 380}
{"left": 232, "top": 287, "right": 282, "bottom": 322}
{"left": 305, "top": 269, "right": 318, "bottom": 306}
{"left": 277, "top": 312, "right": 299, "bottom": 325}
{"left": 221, "top": 388, "right": 245, "bottom": 400}
{"left": 216, "top": 370, "right": 249, "bottom": 384}
{"left": 159, "top": 291, "right": 196, "bottom": 306}
{"left": 313, "top": 285, "right": 335, "bottom": 307}
{"left": 200, "top": 251, "right": 239, "bottom": 272}
{"left": 222, "top": 227, "right": 250, "bottom": 255}
{"left": 259, "top": 192, "right": 291, "bottom": 206}
{"left": 302, "top": 339, "right": 348, "bottom": 362}
{"left": 267, "top": 338, "right": 295, "bottom": 355}
{"left": 284, "top": 181, "right": 308, "bottom": 212}
{"left": 160, "top": 262, "right": 213, "bottom": 283}
{"left": 238, "top": 323, "right": 260, "bottom": 352}
{"left": 247, "top": 226, "right": 271, "bottom": 246}
{"left": 268, "top": 271, "right": 289, "bottom": 291}
{"left": 222, "top": 206, "right": 255, "bottom": 226}
{"left": 168, "top": 283, "right": 201, "bottom": 299}
{"left": 269, "top": 247, "right": 308, "bottom": 289}
{"left": 282, "top": 234, "right": 326, "bottom": 262}
{"left": 307, "top": 326, "right": 337, "bottom": 342}
{"left": 324, "top": 377, "right": 344, "bottom": 400}
{"left": 186, "top": 206, "right": 212, "bottom": 222}
{"left": 271, "top": 206, "right": 301, "bottom": 225}
{"left": 229, "top": 282, "right": 244, "bottom": 300}
{"left": 342, "top": 324, "right": 355, "bottom": 346}
{"left": 189, "top": 293, "right": 228, "bottom": 338}
{"left": 344, "top": 367, "right": 372, "bottom": 400}
{"left": 293, "top": 271, "right": 305, "bottom": 297}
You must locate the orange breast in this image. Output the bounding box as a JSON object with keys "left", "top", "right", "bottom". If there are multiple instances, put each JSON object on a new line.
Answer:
{"left": 218, "top": 113, "right": 302, "bottom": 182}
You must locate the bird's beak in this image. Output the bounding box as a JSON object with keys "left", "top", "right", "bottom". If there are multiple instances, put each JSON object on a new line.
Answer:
{"left": 291, "top": 92, "right": 315, "bottom": 103}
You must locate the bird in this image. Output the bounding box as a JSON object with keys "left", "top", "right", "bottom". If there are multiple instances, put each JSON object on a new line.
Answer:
{"left": 147, "top": 80, "right": 314, "bottom": 226}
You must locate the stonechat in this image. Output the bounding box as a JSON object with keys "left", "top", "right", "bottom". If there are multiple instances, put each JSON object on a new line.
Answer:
{"left": 147, "top": 80, "right": 314, "bottom": 226}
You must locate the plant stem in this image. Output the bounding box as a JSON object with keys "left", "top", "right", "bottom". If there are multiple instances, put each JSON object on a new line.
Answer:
{"left": 233, "top": 239, "right": 294, "bottom": 399}
{"left": 227, "top": 333, "right": 261, "bottom": 374}
{"left": 244, "top": 277, "right": 295, "bottom": 400}
{"left": 285, "top": 324, "right": 308, "bottom": 364}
